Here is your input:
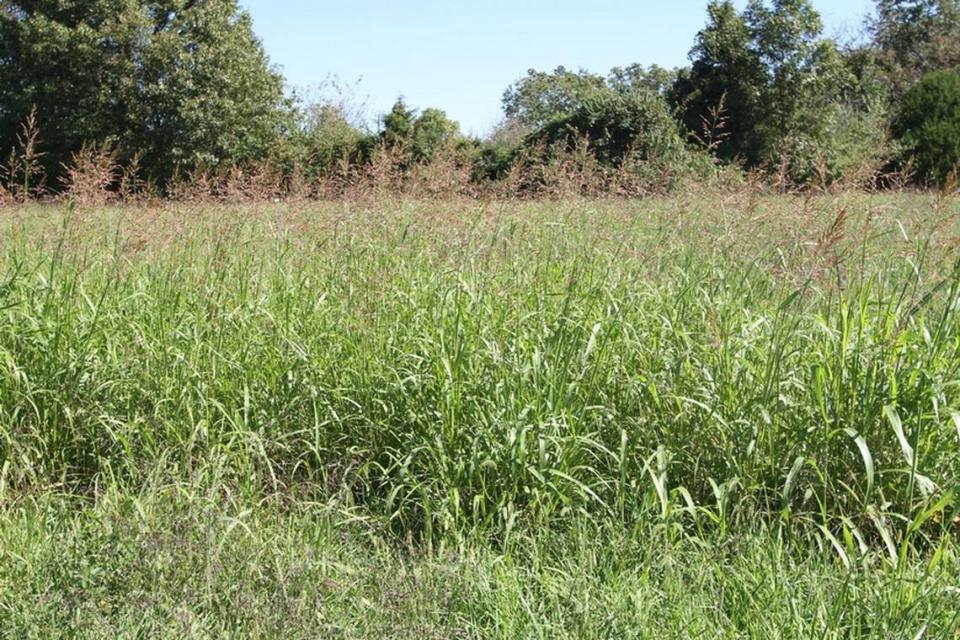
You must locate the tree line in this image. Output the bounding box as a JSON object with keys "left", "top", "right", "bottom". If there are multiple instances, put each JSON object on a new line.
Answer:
{"left": 2, "top": 0, "right": 959, "bottom": 198}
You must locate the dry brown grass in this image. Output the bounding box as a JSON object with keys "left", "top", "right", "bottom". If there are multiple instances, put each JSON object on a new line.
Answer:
{"left": 0, "top": 115, "right": 942, "bottom": 213}
{"left": 58, "top": 142, "right": 120, "bottom": 206}
{"left": 5, "top": 186, "right": 954, "bottom": 285}
{"left": 3, "top": 107, "right": 46, "bottom": 202}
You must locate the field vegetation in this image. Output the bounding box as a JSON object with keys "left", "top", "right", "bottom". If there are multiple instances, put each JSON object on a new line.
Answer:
{"left": 1, "top": 190, "right": 958, "bottom": 637}
{"left": 2, "top": 0, "right": 960, "bottom": 637}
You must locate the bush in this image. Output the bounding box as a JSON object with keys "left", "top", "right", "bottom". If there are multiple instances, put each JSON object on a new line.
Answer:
{"left": 506, "top": 89, "right": 701, "bottom": 195}
{"left": 894, "top": 68, "right": 960, "bottom": 185}
{"left": 297, "top": 104, "right": 374, "bottom": 177}
{"left": 772, "top": 51, "right": 893, "bottom": 187}
{"left": 526, "top": 89, "right": 687, "bottom": 168}
{"left": 473, "top": 119, "right": 527, "bottom": 182}
{"left": 410, "top": 108, "right": 462, "bottom": 161}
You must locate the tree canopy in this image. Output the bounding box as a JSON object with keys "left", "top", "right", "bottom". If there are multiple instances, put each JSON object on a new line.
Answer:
{"left": 871, "top": 0, "right": 960, "bottom": 92}
{"left": 0, "top": 0, "right": 289, "bottom": 185}
{"left": 1, "top": 0, "right": 958, "bottom": 195}
{"left": 895, "top": 68, "right": 960, "bottom": 184}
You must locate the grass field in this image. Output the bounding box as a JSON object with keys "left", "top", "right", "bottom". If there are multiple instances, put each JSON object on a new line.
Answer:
{"left": 1, "top": 192, "right": 959, "bottom": 638}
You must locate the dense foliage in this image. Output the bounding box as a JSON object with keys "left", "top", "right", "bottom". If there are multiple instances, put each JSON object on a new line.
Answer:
{"left": 871, "top": 0, "right": 960, "bottom": 92}
{"left": 1, "top": 197, "right": 959, "bottom": 636}
{"left": 1, "top": 0, "right": 959, "bottom": 194}
{"left": 895, "top": 68, "right": 960, "bottom": 184}
{"left": 527, "top": 89, "right": 686, "bottom": 167}
{"left": 0, "top": 0, "right": 288, "bottom": 186}
{"left": 382, "top": 99, "right": 465, "bottom": 161}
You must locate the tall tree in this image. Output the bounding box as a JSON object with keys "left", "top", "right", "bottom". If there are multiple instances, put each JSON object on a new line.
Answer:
{"left": 673, "top": 0, "right": 867, "bottom": 177}
{"left": 671, "top": 1, "right": 766, "bottom": 163}
{"left": 744, "top": 0, "right": 834, "bottom": 160}
{"left": 0, "top": 0, "right": 288, "bottom": 187}
{"left": 871, "top": 0, "right": 960, "bottom": 92}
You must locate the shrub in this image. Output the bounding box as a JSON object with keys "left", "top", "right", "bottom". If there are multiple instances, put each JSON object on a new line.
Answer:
{"left": 294, "top": 104, "right": 374, "bottom": 181}
{"left": 502, "top": 67, "right": 608, "bottom": 129}
{"left": 894, "top": 68, "right": 960, "bottom": 185}
{"left": 410, "top": 108, "right": 462, "bottom": 162}
{"left": 527, "top": 89, "right": 687, "bottom": 169}
{"left": 510, "top": 88, "right": 698, "bottom": 194}
{"left": 770, "top": 47, "right": 894, "bottom": 187}
{"left": 473, "top": 119, "right": 527, "bottom": 182}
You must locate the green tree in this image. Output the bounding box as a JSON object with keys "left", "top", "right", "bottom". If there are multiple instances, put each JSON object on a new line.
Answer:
{"left": 381, "top": 97, "right": 416, "bottom": 148}
{"left": 410, "top": 108, "right": 461, "bottom": 160}
{"left": 288, "top": 102, "right": 372, "bottom": 179}
{"left": 501, "top": 67, "right": 607, "bottom": 130}
{"left": 0, "top": 0, "right": 288, "bottom": 186}
{"left": 380, "top": 100, "right": 463, "bottom": 162}
{"left": 673, "top": 0, "right": 878, "bottom": 180}
{"left": 871, "top": 0, "right": 960, "bottom": 92}
{"left": 671, "top": 1, "right": 766, "bottom": 163}
{"left": 745, "top": 0, "right": 827, "bottom": 145}
{"left": 894, "top": 68, "right": 960, "bottom": 184}
{"left": 607, "top": 64, "right": 677, "bottom": 96}
{"left": 775, "top": 44, "right": 891, "bottom": 183}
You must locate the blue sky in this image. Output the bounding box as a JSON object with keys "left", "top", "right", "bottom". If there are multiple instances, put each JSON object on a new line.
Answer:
{"left": 240, "top": 0, "right": 876, "bottom": 136}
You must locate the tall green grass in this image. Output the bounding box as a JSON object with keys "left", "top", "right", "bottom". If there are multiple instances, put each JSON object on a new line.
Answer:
{"left": 1, "top": 194, "right": 959, "bottom": 637}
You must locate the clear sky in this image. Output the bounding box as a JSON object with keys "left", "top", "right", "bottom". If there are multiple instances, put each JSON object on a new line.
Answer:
{"left": 240, "top": 0, "right": 876, "bottom": 136}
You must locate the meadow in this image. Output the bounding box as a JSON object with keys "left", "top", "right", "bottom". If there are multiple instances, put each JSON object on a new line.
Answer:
{"left": 1, "top": 191, "right": 959, "bottom": 638}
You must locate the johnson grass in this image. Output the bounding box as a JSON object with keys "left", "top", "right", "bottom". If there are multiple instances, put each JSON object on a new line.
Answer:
{"left": 1, "top": 192, "right": 959, "bottom": 638}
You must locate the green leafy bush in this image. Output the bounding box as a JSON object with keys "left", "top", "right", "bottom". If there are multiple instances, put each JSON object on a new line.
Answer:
{"left": 380, "top": 99, "right": 467, "bottom": 162}
{"left": 502, "top": 67, "right": 608, "bottom": 130}
{"left": 769, "top": 46, "right": 893, "bottom": 186}
{"left": 295, "top": 104, "right": 373, "bottom": 177}
{"left": 894, "top": 68, "right": 960, "bottom": 185}
{"left": 410, "top": 108, "right": 462, "bottom": 161}
{"left": 528, "top": 89, "right": 687, "bottom": 168}
{"left": 473, "top": 120, "right": 527, "bottom": 181}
